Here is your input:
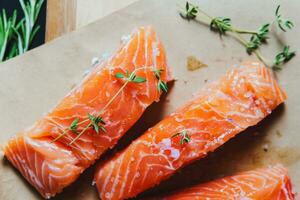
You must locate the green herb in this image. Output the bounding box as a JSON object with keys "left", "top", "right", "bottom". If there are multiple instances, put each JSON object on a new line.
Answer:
{"left": 153, "top": 69, "right": 168, "bottom": 92}
{"left": 273, "top": 46, "right": 295, "bottom": 70}
{"left": 157, "top": 80, "right": 168, "bottom": 92}
{"left": 178, "top": 1, "right": 296, "bottom": 70}
{"left": 179, "top": 2, "right": 198, "bottom": 21}
{"left": 70, "top": 118, "right": 79, "bottom": 133}
{"left": 154, "top": 69, "right": 163, "bottom": 79}
{"left": 210, "top": 17, "right": 231, "bottom": 35}
{"left": 53, "top": 66, "right": 167, "bottom": 144}
{"left": 0, "top": 10, "right": 17, "bottom": 61}
{"left": 15, "top": 0, "right": 45, "bottom": 54}
{"left": 52, "top": 117, "right": 80, "bottom": 142}
{"left": 275, "top": 5, "right": 294, "bottom": 32}
{"left": 246, "top": 24, "right": 270, "bottom": 54}
{"left": 88, "top": 114, "right": 106, "bottom": 134}
{"left": 171, "top": 130, "right": 191, "bottom": 145}
{"left": 115, "top": 73, "right": 125, "bottom": 78}
{"left": 116, "top": 71, "right": 146, "bottom": 83}
{"left": 133, "top": 77, "right": 146, "bottom": 83}
{"left": 0, "top": 0, "right": 44, "bottom": 62}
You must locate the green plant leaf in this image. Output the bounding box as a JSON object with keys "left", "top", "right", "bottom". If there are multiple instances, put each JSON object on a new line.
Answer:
{"left": 88, "top": 113, "right": 106, "bottom": 134}
{"left": 171, "top": 130, "right": 191, "bottom": 145}
{"left": 133, "top": 76, "right": 146, "bottom": 83}
{"left": 70, "top": 118, "right": 79, "bottom": 133}
{"left": 29, "top": 25, "right": 40, "bottom": 44}
{"left": 115, "top": 73, "right": 125, "bottom": 79}
{"left": 158, "top": 80, "right": 168, "bottom": 92}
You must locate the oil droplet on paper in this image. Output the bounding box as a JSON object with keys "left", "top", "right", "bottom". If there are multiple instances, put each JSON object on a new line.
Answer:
{"left": 187, "top": 56, "right": 207, "bottom": 71}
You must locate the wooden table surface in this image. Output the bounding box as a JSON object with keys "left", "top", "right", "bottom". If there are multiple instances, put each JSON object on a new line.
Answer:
{"left": 46, "top": 0, "right": 138, "bottom": 41}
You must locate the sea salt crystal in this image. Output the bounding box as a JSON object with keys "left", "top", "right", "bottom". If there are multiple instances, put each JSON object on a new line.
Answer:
{"left": 170, "top": 149, "right": 180, "bottom": 160}
{"left": 121, "top": 34, "right": 131, "bottom": 44}
{"left": 91, "top": 57, "right": 100, "bottom": 66}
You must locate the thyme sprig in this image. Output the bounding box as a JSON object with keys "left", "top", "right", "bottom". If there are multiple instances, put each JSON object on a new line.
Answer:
{"left": 52, "top": 66, "right": 168, "bottom": 145}
{"left": 88, "top": 114, "right": 106, "bottom": 134}
{"left": 115, "top": 70, "right": 146, "bottom": 83}
{"left": 171, "top": 130, "right": 191, "bottom": 145}
{"left": 210, "top": 17, "right": 231, "bottom": 35}
{"left": 246, "top": 24, "right": 270, "bottom": 54}
{"left": 275, "top": 5, "right": 294, "bottom": 32}
{"left": 154, "top": 69, "right": 168, "bottom": 92}
{"left": 273, "top": 46, "right": 295, "bottom": 70}
{"left": 179, "top": 2, "right": 197, "bottom": 21}
{"left": 70, "top": 118, "right": 79, "bottom": 133}
{"left": 178, "top": 2, "right": 296, "bottom": 70}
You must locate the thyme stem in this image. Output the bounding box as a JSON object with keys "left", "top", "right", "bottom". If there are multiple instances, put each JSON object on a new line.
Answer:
{"left": 233, "top": 33, "right": 269, "bottom": 66}
{"left": 53, "top": 66, "right": 164, "bottom": 144}
{"left": 69, "top": 123, "right": 92, "bottom": 145}
{"left": 178, "top": 1, "right": 295, "bottom": 69}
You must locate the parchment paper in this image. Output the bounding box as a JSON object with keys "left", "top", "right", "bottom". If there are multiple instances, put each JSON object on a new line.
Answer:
{"left": 0, "top": 0, "right": 299, "bottom": 199}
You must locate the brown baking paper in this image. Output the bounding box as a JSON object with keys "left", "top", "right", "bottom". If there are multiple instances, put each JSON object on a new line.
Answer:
{"left": 0, "top": 0, "right": 299, "bottom": 199}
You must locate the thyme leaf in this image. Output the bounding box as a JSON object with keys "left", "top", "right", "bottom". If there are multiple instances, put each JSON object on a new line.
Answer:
{"left": 180, "top": 2, "right": 198, "bottom": 21}
{"left": 153, "top": 68, "right": 168, "bottom": 92}
{"left": 273, "top": 46, "right": 295, "bottom": 70}
{"left": 133, "top": 77, "right": 146, "bottom": 83}
{"left": 275, "top": 5, "right": 294, "bottom": 32}
{"left": 158, "top": 80, "right": 168, "bottom": 93}
{"left": 116, "top": 71, "right": 146, "bottom": 83}
{"left": 210, "top": 17, "right": 231, "bottom": 35}
{"left": 246, "top": 23, "right": 270, "bottom": 54}
{"left": 88, "top": 113, "right": 106, "bottom": 134}
{"left": 171, "top": 130, "right": 191, "bottom": 145}
{"left": 70, "top": 118, "right": 79, "bottom": 133}
{"left": 115, "top": 73, "right": 125, "bottom": 78}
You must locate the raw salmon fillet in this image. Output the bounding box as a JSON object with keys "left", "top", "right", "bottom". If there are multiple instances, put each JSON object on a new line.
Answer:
{"left": 95, "top": 62, "right": 287, "bottom": 200}
{"left": 158, "top": 164, "right": 295, "bottom": 200}
{"left": 2, "top": 26, "right": 171, "bottom": 198}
